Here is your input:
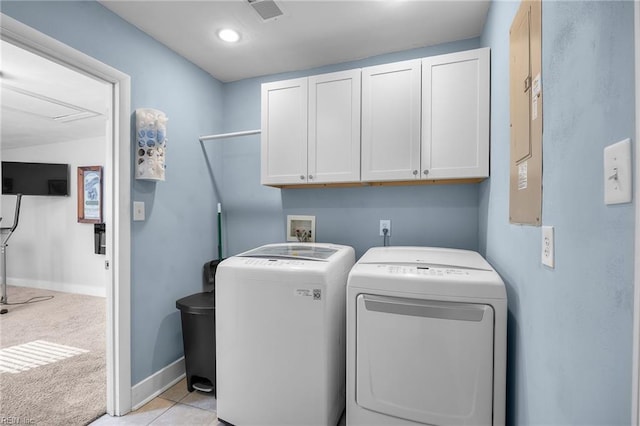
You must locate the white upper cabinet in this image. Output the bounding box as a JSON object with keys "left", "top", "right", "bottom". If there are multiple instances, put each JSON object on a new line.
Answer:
{"left": 261, "top": 77, "right": 308, "bottom": 185}
{"left": 361, "top": 60, "right": 422, "bottom": 182}
{"left": 422, "top": 48, "right": 490, "bottom": 179}
{"left": 260, "top": 47, "right": 490, "bottom": 187}
{"left": 308, "top": 69, "right": 361, "bottom": 183}
{"left": 261, "top": 70, "right": 361, "bottom": 185}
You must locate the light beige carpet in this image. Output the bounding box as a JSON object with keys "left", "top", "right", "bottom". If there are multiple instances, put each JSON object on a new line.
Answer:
{"left": 0, "top": 285, "right": 106, "bottom": 425}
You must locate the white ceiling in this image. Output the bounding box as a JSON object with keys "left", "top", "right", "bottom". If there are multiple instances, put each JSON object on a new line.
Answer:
{"left": 1, "top": 1, "right": 489, "bottom": 149}
{"left": 100, "top": 0, "right": 490, "bottom": 82}
{"left": 0, "top": 40, "right": 110, "bottom": 150}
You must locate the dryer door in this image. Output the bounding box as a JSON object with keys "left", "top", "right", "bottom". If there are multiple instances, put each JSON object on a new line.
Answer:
{"left": 356, "top": 294, "right": 494, "bottom": 425}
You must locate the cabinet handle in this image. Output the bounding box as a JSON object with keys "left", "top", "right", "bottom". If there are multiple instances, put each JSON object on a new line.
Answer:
{"left": 413, "top": 170, "right": 418, "bottom": 176}
{"left": 308, "top": 175, "right": 314, "bottom": 180}
{"left": 423, "top": 170, "right": 429, "bottom": 176}
{"left": 300, "top": 175, "right": 305, "bottom": 180}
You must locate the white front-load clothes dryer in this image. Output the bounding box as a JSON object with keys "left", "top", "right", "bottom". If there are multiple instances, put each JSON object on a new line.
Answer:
{"left": 346, "top": 247, "right": 507, "bottom": 426}
{"left": 216, "top": 243, "right": 355, "bottom": 426}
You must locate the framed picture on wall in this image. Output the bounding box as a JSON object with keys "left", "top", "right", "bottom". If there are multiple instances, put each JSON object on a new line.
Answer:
{"left": 77, "top": 166, "right": 102, "bottom": 224}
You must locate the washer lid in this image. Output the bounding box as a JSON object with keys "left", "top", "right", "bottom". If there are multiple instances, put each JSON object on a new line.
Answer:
{"left": 238, "top": 244, "right": 338, "bottom": 261}
{"left": 357, "top": 246, "right": 492, "bottom": 271}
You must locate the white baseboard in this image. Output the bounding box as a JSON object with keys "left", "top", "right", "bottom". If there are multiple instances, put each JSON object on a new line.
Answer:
{"left": 131, "top": 357, "right": 186, "bottom": 410}
{"left": 7, "top": 277, "right": 106, "bottom": 298}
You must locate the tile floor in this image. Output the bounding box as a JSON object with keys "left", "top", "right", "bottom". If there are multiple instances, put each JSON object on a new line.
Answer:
{"left": 89, "top": 378, "right": 220, "bottom": 425}
{"left": 89, "top": 378, "right": 347, "bottom": 426}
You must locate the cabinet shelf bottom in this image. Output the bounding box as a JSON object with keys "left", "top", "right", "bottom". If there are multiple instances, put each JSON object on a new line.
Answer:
{"left": 266, "top": 177, "right": 486, "bottom": 189}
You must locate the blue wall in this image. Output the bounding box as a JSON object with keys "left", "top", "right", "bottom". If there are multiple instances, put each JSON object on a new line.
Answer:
{"left": 1, "top": 1, "right": 225, "bottom": 384}
{"left": 1, "top": 1, "right": 483, "bottom": 385}
{"left": 215, "top": 38, "right": 482, "bottom": 259}
{"left": 480, "top": 1, "right": 635, "bottom": 423}
{"left": 5, "top": 3, "right": 636, "bottom": 421}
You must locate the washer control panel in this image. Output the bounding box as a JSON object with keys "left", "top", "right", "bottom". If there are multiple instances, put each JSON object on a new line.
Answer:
{"left": 242, "top": 258, "right": 306, "bottom": 267}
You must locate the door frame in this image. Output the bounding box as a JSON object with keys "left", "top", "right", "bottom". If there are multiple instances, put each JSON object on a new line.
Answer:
{"left": 633, "top": 1, "right": 640, "bottom": 424}
{"left": 0, "top": 14, "right": 132, "bottom": 415}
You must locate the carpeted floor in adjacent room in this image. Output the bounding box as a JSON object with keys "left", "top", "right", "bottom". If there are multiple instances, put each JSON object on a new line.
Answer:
{"left": 0, "top": 285, "right": 106, "bottom": 426}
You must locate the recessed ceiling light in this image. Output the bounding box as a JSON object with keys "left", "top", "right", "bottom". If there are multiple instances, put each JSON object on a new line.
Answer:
{"left": 218, "top": 29, "right": 240, "bottom": 43}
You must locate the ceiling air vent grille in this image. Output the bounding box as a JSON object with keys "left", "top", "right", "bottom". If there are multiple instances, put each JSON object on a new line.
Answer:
{"left": 248, "top": 0, "right": 283, "bottom": 21}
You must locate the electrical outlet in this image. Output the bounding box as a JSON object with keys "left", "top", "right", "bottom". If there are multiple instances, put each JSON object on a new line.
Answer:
{"left": 379, "top": 219, "right": 391, "bottom": 236}
{"left": 542, "top": 225, "right": 554, "bottom": 268}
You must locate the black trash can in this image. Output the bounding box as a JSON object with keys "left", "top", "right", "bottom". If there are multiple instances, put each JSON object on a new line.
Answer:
{"left": 176, "top": 291, "right": 215, "bottom": 395}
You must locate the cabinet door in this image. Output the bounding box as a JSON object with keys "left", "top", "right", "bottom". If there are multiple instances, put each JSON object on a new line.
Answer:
{"left": 361, "top": 60, "right": 421, "bottom": 182}
{"left": 261, "top": 78, "right": 308, "bottom": 185}
{"left": 308, "top": 70, "right": 361, "bottom": 183}
{"left": 422, "top": 48, "right": 490, "bottom": 179}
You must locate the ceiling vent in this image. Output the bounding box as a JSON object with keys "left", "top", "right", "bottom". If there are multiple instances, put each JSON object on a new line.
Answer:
{"left": 248, "top": 0, "right": 283, "bottom": 21}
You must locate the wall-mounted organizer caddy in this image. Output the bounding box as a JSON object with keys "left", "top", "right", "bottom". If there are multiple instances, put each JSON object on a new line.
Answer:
{"left": 260, "top": 47, "right": 490, "bottom": 189}
{"left": 136, "top": 108, "right": 168, "bottom": 181}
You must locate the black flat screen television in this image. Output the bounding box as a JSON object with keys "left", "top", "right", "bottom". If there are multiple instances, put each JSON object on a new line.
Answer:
{"left": 2, "top": 161, "right": 70, "bottom": 196}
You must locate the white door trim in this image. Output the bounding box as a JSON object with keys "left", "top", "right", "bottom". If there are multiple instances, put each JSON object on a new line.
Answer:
{"left": 633, "top": 1, "right": 640, "bottom": 424}
{"left": 0, "top": 14, "right": 132, "bottom": 416}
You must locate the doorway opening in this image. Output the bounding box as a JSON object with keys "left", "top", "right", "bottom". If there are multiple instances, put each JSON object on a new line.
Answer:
{"left": 0, "top": 13, "right": 132, "bottom": 416}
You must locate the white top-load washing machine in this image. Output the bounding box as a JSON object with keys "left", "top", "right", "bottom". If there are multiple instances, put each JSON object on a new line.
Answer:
{"left": 346, "top": 247, "right": 506, "bottom": 426}
{"left": 216, "top": 243, "right": 355, "bottom": 426}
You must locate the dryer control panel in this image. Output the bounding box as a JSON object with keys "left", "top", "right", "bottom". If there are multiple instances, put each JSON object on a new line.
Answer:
{"left": 382, "top": 265, "right": 471, "bottom": 277}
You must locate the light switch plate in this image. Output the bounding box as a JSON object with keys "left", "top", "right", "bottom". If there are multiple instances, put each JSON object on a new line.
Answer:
{"left": 133, "top": 201, "right": 145, "bottom": 221}
{"left": 604, "top": 138, "right": 632, "bottom": 205}
{"left": 542, "top": 225, "right": 554, "bottom": 268}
